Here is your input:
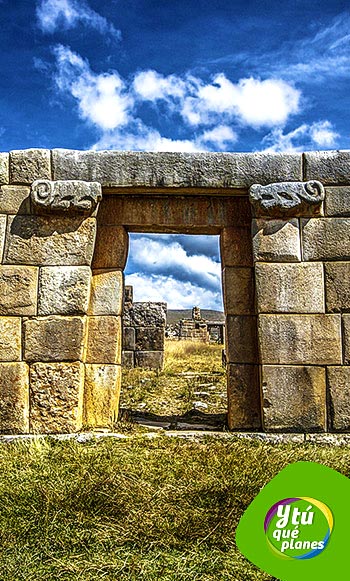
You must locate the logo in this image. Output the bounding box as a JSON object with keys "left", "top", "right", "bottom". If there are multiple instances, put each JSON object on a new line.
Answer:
{"left": 264, "top": 497, "right": 333, "bottom": 560}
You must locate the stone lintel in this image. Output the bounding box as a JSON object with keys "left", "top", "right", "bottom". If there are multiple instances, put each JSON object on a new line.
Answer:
{"left": 304, "top": 150, "right": 350, "bottom": 185}
{"left": 52, "top": 149, "right": 302, "bottom": 189}
{"left": 10, "top": 149, "right": 51, "bottom": 184}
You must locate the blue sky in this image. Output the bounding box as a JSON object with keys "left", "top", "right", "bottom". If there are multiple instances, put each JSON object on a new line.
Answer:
{"left": 2, "top": 0, "right": 350, "bottom": 308}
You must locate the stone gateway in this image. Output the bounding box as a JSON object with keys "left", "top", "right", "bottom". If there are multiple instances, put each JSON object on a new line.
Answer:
{"left": 0, "top": 148, "right": 349, "bottom": 434}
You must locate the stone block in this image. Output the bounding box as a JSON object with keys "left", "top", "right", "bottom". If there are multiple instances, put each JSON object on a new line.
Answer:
{"left": 135, "top": 327, "right": 164, "bottom": 351}
{"left": 342, "top": 315, "right": 350, "bottom": 364}
{"left": 227, "top": 364, "right": 261, "bottom": 430}
{"left": 302, "top": 218, "right": 350, "bottom": 261}
{"left": 23, "top": 316, "right": 86, "bottom": 362}
{"left": 304, "top": 150, "right": 350, "bottom": 185}
{"left": 123, "top": 327, "right": 135, "bottom": 350}
{"left": 250, "top": 181, "right": 324, "bottom": 218}
{"left": 252, "top": 218, "right": 301, "bottom": 262}
{"left": 38, "top": 266, "right": 91, "bottom": 315}
{"left": 123, "top": 302, "right": 167, "bottom": 327}
{"left": 92, "top": 224, "right": 129, "bottom": 269}
{"left": 261, "top": 365, "right": 326, "bottom": 432}
{"left": 98, "top": 195, "right": 251, "bottom": 232}
{"left": 325, "top": 263, "right": 350, "bottom": 312}
{"left": 222, "top": 267, "right": 254, "bottom": 315}
{"left": 89, "top": 269, "right": 123, "bottom": 315}
{"left": 0, "top": 153, "right": 9, "bottom": 184}
{"left": 124, "top": 285, "right": 133, "bottom": 305}
{"left": 4, "top": 215, "right": 96, "bottom": 266}
{"left": 134, "top": 351, "right": 164, "bottom": 370}
{"left": 325, "top": 187, "right": 350, "bottom": 216}
{"left": 10, "top": 149, "right": 51, "bottom": 184}
{"left": 30, "top": 362, "right": 84, "bottom": 433}
{"left": 84, "top": 364, "right": 121, "bottom": 427}
{"left": 328, "top": 367, "right": 350, "bottom": 431}
{"left": 52, "top": 149, "right": 302, "bottom": 189}
{"left": 258, "top": 314, "right": 342, "bottom": 365}
{"left": 226, "top": 316, "right": 258, "bottom": 364}
{"left": 31, "top": 179, "right": 102, "bottom": 215}
{"left": 86, "top": 316, "right": 121, "bottom": 364}
{"left": 0, "top": 317, "right": 21, "bottom": 361}
{"left": 0, "top": 362, "right": 29, "bottom": 433}
{"left": 0, "top": 214, "right": 6, "bottom": 261}
{"left": 0, "top": 186, "right": 30, "bottom": 214}
{"left": 122, "top": 351, "right": 134, "bottom": 368}
{"left": 0, "top": 266, "right": 38, "bottom": 316}
{"left": 255, "top": 263, "right": 325, "bottom": 313}
{"left": 220, "top": 227, "right": 253, "bottom": 267}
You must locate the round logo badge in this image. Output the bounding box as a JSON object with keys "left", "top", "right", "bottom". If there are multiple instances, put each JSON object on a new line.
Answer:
{"left": 264, "top": 497, "right": 333, "bottom": 560}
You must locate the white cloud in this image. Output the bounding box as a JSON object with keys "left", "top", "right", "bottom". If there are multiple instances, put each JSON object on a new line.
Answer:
{"left": 125, "top": 234, "right": 223, "bottom": 309}
{"left": 183, "top": 74, "right": 300, "bottom": 128}
{"left": 53, "top": 45, "right": 132, "bottom": 130}
{"left": 133, "top": 70, "right": 186, "bottom": 101}
{"left": 263, "top": 13, "right": 350, "bottom": 83}
{"left": 52, "top": 46, "right": 302, "bottom": 153}
{"left": 125, "top": 273, "right": 223, "bottom": 310}
{"left": 262, "top": 120, "right": 339, "bottom": 152}
{"left": 200, "top": 125, "right": 237, "bottom": 148}
{"left": 36, "top": 0, "right": 120, "bottom": 38}
{"left": 93, "top": 121, "right": 205, "bottom": 152}
{"left": 130, "top": 237, "right": 221, "bottom": 291}
{"left": 309, "top": 120, "right": 339, "bottom": 147}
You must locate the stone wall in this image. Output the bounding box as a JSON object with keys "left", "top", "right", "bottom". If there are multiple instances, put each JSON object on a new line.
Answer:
{"left": 251, "top": 173, "right": 350, "bottom": 434}
{"left": 122, "top": 286, "right": 166, "bottom": 370}
{"left": 0, "top": 148, "right": 350, "bottom": 434}
{"left": 0, "top": 150, "right": 125, "bottom": 434}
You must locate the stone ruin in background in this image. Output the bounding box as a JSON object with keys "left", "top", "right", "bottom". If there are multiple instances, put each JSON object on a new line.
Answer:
{"left": 122, "top": 286, "right": 166, "bottom": 370}
{"left": 166, "top": 306, "right": 225, "bottom": 344}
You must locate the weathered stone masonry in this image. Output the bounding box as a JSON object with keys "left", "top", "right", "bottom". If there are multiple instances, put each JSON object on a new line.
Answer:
{"left": 0, "top": 148, "right": 350, "bottom": 433}
{"left": 122, "top": 285, "right": 166, "bottom": 370}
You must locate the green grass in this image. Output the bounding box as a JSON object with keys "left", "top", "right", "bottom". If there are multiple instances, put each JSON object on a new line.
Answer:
{"left": 120, "top": 340, "right": 226, "bottom": 417}
{"left": 0, "top": 436, "right": 349, "bottom": 580}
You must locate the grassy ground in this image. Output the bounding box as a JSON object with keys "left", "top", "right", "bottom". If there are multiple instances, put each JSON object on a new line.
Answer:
{"left": 120, "top": 340, "right": 226, "bottom": 417}
{"left": 0, "top": 436, "right": 349, "bottom": 580}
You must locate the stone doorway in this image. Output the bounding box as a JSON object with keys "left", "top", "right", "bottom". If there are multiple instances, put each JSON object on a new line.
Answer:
{"left": 7, "top": 148, "right": 339, "bottom": 435}
{"left": 94, "top": 192, "right": 261, "bottom": 431}
{"left": 118, "top": 232, "right": 227, "bottom": 430}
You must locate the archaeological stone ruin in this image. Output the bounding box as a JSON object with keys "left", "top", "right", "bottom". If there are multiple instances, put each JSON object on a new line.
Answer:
{"left": 122, "top": 285, "right": 166, "bottom": 370}
{"left": 167, "top": 306, "right": 225, "bottom": 344}
{"left": 0, "top": 148, "right": 350, "bottom": 434}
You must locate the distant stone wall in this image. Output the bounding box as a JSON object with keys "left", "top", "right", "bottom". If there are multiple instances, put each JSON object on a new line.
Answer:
{"left": 122, "top": 286, "right": 166, "bottom": 370}
{"left": 0, "top": 148, "right": 350, "bottom": 434}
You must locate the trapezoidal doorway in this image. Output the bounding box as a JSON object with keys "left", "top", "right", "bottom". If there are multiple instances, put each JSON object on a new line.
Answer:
{"left": 120, "top": 232, "right": 226, "bottom": 431}
{"left": 93, "top": 192, "right": 262, "bottom": 431}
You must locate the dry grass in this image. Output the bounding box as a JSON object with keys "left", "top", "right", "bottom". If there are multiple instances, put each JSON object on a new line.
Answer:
{"left": 120, "top": 340, "right": 226, "bottom": 417}
{"left": 0, "top": 436, "right": 349, "bottom": 580}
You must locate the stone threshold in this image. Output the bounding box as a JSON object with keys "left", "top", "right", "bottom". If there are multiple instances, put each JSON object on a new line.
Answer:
{"left": 1, "top": 431, "right": 350, "bottom": 445}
